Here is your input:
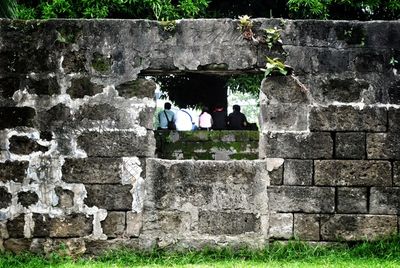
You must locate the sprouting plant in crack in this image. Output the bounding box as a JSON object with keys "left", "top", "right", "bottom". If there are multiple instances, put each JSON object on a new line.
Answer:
{"left": 237, "top": 15, "right": 254, "bottom": 41}
{"left": 160, "top": 20, "right": 176, "bottom": 32}
{"left": 390, "top": 56, "right": 399, "bottom": 67}
{"left": 264, "top": 27, "right": 282, "bottom": 50}
{"left": 262, "top": 57, "right": 291, "bottom": 76}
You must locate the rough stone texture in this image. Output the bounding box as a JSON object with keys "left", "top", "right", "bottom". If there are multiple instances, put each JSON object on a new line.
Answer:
{"left": 25, "top": 77, "right": 60, "bottom": 96}
{"left": 261, "top": 133, "right": 333, "bottom": 159}
{"left": 3, "top": 239, "right": 32, "bottom": 253}
{"left": 0, "top": 107, "right": 36, "bottom": 130}
{"left": 126, "top": 212, "right": 142, "bottom": 237}
{"left": 370, "top": 187, "right": 400, "bottom": 214}
{"left": 394, "top": 162, "right": 400, "bottom": 186}
{"left": 85, "top": 239, "right": 139, "bottom": 255}
{"left": 314, "top": 160, "right": 391, "bottom": 186}
{"left": 67, "top": 77, "right": 103, "bottom": 99}
{"left": 0, "top": 161, "right": 28, "bottom": 182}
{"left": 17, "top": 191, "right": 39, "bottom": 208}
{"left": 260, "top": 76, "right": 309, "bottom": 104}
{"left": 33, "top": 214, "right": 93, "bottom": 238}
{"left": 55, "top": 187, "right": 74, "bottom": 208}
{"left": 320, "top": 215, "right": 397, "bottom": 241}
{"left": 283, "top": 159, "right": 313, "bottom": 185}
{"left": 84, "top": 184, "right": 133, "bottom": 210}
{"left": 102, "top": 212, "right": 125, "bottom": 238}
{"left": 6, "top": 214, "right": 25, "bottom": 238}
{"left": 310, "top": 106, "right": 387, "bottom": 132}
{"left": 0, "top": 187, "right": 12, "bottom": 209}
{"left": 9, "top": 136, "right": 48, "bottom": 155}
{"left": 116, "top": 78, "right": 156, "bottom": 99}
{"left": 269, "top": 165, "right": 283, "bottom": 185}
{"left": 294, "top": 214, "right": 319, "bottom": 241}
{"left": 268, "top": 186, "right": 335, "bottom": 213}
{"left": 199, "top": 211, "right": 260, "bottom": 235}
{"left": 77, "top": 131, "right": 155, "bottom": 158}
{"left": 268, "top": 213, "right": 293, "bottom": 239}
{"left": 337, "top": 187, "right": 368, "bottom": 213}
{"left": 335, "top": 132, "right": 366, "bottom": 159}
{"left": 62, "top": 158, "right": 122, "bottom": 184}
{"left": 389, "top": 108, "right": 400, "bottom": 132}
{"left": 367, "top": 133, "right": 400, "bottom": 159}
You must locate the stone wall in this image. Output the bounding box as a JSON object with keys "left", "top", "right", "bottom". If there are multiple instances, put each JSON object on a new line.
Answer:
{"left": 0, "top": 18, "right": 399, "bottom": 253}
{"left": 155, "top": 130, "right": 259, "bottom": 160}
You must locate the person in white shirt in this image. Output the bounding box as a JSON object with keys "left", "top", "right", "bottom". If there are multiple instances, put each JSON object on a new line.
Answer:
{"left": 175, "top": 109, "right": 194, "bottom": 131}
{"left": 198, "top": 107, "right": 212, "bottom": 130}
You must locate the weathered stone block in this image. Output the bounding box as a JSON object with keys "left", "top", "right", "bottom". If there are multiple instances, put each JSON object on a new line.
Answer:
{"left": 0, "top": 187, "right": 12, "bottom": 209}
{"left": 337, "top": 187, "right": 368, "bottom": 213}
{"left": 116, "top": 78, "right": 156, "bottom": 99}
{"left": 32, "top": 214, "right": 51, "bottom": 237}
{"left": 35, "top": 103, "right": 72, "bottom": 130}
{"left": 268, "top": 213, "right": 293, "bottom": 239}
{"left": 62, "top": 158, "right": 122, "bottom": 184}
{"left": 77, "top": 103, "right": 118, "bottom": 121}
{"left": 45, "top": 214, "right": 93, "bottom": 238}
{"left": 84, "top": 184, "right": 133, "bottom": 210}
{"left": 77, "top": 131, "right": 155, "bottom": 157}
{"left": 320, "top": 78, "right": 369, "bottom": 103}
{"left": 268, "top": 186, "right": 335, "bottom": 213}
{"left": 310, "top": 106, "right": 386, "bottom": 132}
{"left": 7, "top": 214, "right": 25, "bottom": 238}
{"left": 283, "top": 160, "right": 313, "bottom": 185}
{"left": 9, "top": 136, "right": 48, "bottom": 155}
{"left": 367, "top": 133, "right": 400, "bottom": 159}
{"left": 261, "top": 76, "right": 309, "bottom": 104}
{"left": 126, "top": 212, "right": 142, "bottom": 237}
{"left": 394, "top": 162, "right": 400, "bottom": 186}
{"left": 199, "top": 211, "right": 260, "bottom": 235}
{"left": 0, "top": 76, "right": 20, "bottom": 99}
{"left": 314, "top": 160, "right": 391, "bottom": 186}
{"left": 0, "top": 161, "right": 28, "bottom": 183}
{"left": 67, "top": 77, "right": 103, "bottom": 98}
{"left": 17, "top": 191, "right": 39, "bottom": 208}
{"left": 0, "top": 107, "right": 35, "bottom": 130}
{"left": 321, "top": 215, "right": 397, "bottom": 241}
{"left": 63, "top": 51, "right": 87, "bottom": 73}
{"left": 294, "top": 214, "right": 319, "bottom": 241}
{"left": 388, "top": 108, "right": 400, "bottom": 132}
{"left": 55, "top": 187, "right": 74, "bottom": 208}
{"left": 336, "top": 132, "right": 366, "bottom": 159}
{"left": 389, "top": 81, "right": 400, "bottom": 104}
{"left": 102, "top": 212, "right": 125, "bottom": 238}
{"left": 269, "top": 164, "right": 283, "bottom": 185}
{"left": 370, "top": 187, "right": 400, "bottom": 214}
{"left": 260, "top": 104, "right": 309, "bottom": 132}
{"left": 261, "top": 132, "right": 333, "bottom": 159}
{"left": 3, "top": 239, "right": 32, "bottom": 253}
{"left": 25, "top": 77, "right": 60, "bottom": 96}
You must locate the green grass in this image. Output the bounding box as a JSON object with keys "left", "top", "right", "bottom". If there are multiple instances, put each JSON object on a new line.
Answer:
{"left": 2, "top": 236, "right": 400, "bottom": 267}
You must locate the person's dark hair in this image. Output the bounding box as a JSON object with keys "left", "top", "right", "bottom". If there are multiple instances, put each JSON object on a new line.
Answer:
{"left": 164, "top": 102, "right": 172, "bottom": 110}
{"left": 200, "top": 106, "right": 209, "bottom": 115}
{"left": 233, "top": 104, "right": 240, "bottom": 112}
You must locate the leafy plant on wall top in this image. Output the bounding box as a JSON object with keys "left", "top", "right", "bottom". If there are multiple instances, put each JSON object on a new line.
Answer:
{"left": 264, "top": 27, "right": 282, "bottom": 50}
{"left": 262, "top": 57, "right": 291, "bottom": 76}
{"left": 237, "top": 15, "right": 254, "bottom": 41}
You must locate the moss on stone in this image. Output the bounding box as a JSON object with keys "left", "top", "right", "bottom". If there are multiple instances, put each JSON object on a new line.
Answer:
{"left": 92, "top": 52, "right": 111, "bottom": 73}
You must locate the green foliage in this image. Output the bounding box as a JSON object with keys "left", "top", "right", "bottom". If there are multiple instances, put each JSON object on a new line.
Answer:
{"left": 227, "top": 73, "right": 264, "bottom": 97}
{"left": 15, "top": 4, "right": 36, "bottom": 20}
{"left": 263, "top": 57, "right": 291, "bottom": 76}
{"left": 0, "top": 0, "right": 17, "bottom": 18}
{"left": 264, "top": 27, "right": 282, "bottom": 50}
{"left": 390, "top": 56, "right": 399, "bottom": 67}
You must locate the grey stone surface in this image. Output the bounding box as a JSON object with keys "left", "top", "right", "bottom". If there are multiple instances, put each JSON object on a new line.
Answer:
{"left": 102, "top": 212, "right": 126, "bottom": 238}
{"left": 0, "top": 161, "right": 28, "bottom": 183}
{"left": 370, "top": 187, "right": 400, "bottom": 214}
{"left": 33, "top": 214, "right": 93, "bottom": 238}
{"left": 389, "top": 108, "right": 400, "bottom": 132}
{"left": 116, "top": 78, "right": 156, "bottom": 99}
{"left": 268, "top": 186, "right": 335, "bottom": 213}
{"left": 0, "top": 187, "right": 12, "bottom": 209}
{"left": 283, "top": 159, "right": 313, "bottom": 185}
{"left": 126, "top": 212, "right": 142, "bottom": 237}
{"left": 261, "top": 133, "right": 333, "bottom": 159}
{"left": 62, "top": 158, "right": 122, "bottom": 184}
{"left": 269, "top": 165, "right": 283, "bottom": 185}
{"left": 367, "top": 133, "right": 400, "bottom": 159}
{"left": 199, "top": 211, "right": 260, "bottom": 235}
{"left": 335, "top": 132, "right": 366, "bottom": 159}
{"left": 260, "top": 104, "right": 309, "bottom": 132}
{"left": 294, "top": 214, "right": 319, "bottom": 241}
{"left": 394, "top": 162, "right": 400, "bottom": 186}
{"left": 77, "top": 131, "right": 155, "bottom": 157}
{"left": 3, "top": 239, "right": 32, "bottom": 253}
{"left": 260, "top": 76, "right": 309, "bottom": 104}
{"left": 17, "top": 191, "right": 39, "bottom": 208}
{"left": 67, "top": 77, "right": 103, "bottom": 98}
{"left": 314, "top": 160, "right": 391, "bottom": 186}
{"left": 9, "top": 136, "right": 48, "bottom": 155}
{"left": 55, "top": 187, "right": 74, "bottom": 208}
{"left": 84, "top": 184, "right": 133, "bottom": 210}
{"left": 321, "top": 215, "right": 397, "bottom": 241}
{"left": 337, "top": 187, "right": 368, "bottom": 213}
{"left": 310, "top": 106, "right": 387, "bottom": 132}
{"left": 7, "top": 214, "right": 25, "bottom": 238}
{"left": 269, "top": 213, "right": 293, "bottom": 239}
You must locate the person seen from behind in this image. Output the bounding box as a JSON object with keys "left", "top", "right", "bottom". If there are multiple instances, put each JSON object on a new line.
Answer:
{"left": 227, "top": 104, "right": 248, "bottom": 130}
{"left": 158, "top": 102, "right": 175, "bottom": 130}
{"left": 198, "top": 106, "right": 212, "bottom": 130}
{"left": 212, "top": 104, "right": 227, "bottom": 130}
{"left": 175, "top": 108, "right": 194, "bottom": 131}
